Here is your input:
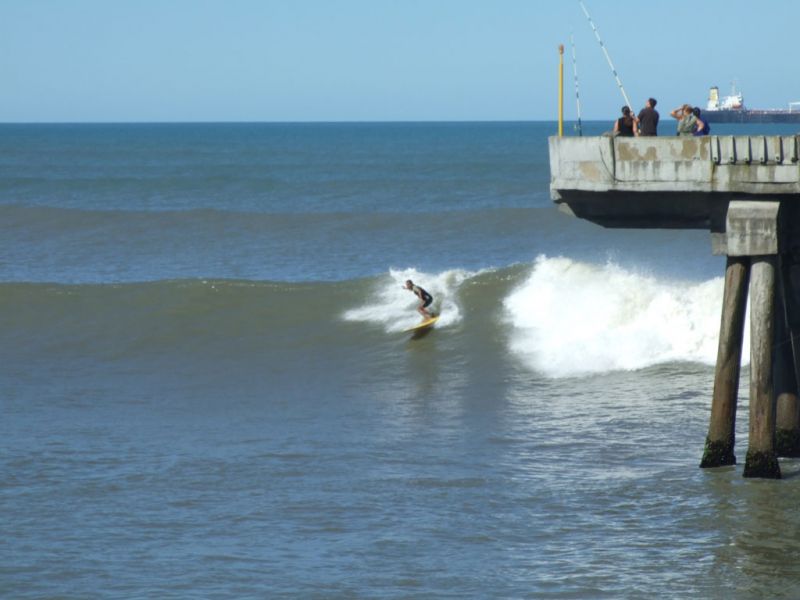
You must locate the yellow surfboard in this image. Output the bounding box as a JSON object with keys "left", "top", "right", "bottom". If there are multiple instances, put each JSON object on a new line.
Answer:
{"left": 404, "top": 315, "right": 440, "bottom": 334}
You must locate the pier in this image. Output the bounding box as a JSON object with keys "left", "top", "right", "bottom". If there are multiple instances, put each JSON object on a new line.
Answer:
{"left": 549, "top": 135, "right": 800, "bottom": 478}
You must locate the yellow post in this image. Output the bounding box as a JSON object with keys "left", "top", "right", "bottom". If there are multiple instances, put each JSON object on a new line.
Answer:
{"left": 558, "top": 44, "right": 564, "bottom": 137}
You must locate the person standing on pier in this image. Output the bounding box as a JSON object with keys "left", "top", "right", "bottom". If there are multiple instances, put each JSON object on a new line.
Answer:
{"left": 637, "top": 98, "right": 659, "bottom": 136}
{"left": 692, "top": 107, "right": 709, "bottom": 136}
{"left": 670, "top": 104, "right": 697, "bottom": 136}
{"left": 613, "top": 106, "right": 638, "bottom": 137}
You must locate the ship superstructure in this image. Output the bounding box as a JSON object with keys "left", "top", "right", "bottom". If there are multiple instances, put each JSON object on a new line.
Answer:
{"left": 707, "top": 85, "right": 744, "bottom": 112}
{"left": 703, "top": 84, "right": 800, "bottom": 123}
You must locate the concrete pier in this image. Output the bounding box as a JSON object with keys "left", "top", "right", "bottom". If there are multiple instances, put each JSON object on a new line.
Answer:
{"left": 549, "top": 135, "right": 800, "bottom": 479}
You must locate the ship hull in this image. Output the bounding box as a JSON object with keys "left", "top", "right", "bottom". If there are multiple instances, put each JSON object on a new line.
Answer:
{"left": 703, "top": 109, "right": 800, "bottom": 124}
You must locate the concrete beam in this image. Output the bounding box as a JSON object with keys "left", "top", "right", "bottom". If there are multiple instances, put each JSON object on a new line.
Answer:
{"left": 720, "top": 200, "right": 781, "bottom": 256}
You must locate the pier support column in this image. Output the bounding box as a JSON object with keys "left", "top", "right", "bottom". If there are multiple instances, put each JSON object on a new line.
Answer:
{"left": 701, "top": 256, "right": 750, "bottom": 468}
{"left": 743, "top": 256, "right": 781, "bottom": 479}
{"left": 776, "top": 393, "right": 800, "bottom": 456}
{"left": 775, "top": 253, "right": 800, "bottom": 456}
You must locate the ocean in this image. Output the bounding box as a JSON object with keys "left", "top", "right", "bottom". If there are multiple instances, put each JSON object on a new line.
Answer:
{"left": 3, "top": 121, "right": 800, "bottom": 598}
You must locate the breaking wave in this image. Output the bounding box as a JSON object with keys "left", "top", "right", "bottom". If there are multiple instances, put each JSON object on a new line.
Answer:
{"left": 503, "top": 256, "right": 739, "bottom": 377}
{"left": 1, "top": 257, "right": 737, "bottom": 378}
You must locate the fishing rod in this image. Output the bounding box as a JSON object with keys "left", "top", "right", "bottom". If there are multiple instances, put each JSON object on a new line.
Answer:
{"left": 570, "top": 32, "right": 583, "bottom": 136}
{"left": 578, "top": 0, "right": 633, "bottom": 111}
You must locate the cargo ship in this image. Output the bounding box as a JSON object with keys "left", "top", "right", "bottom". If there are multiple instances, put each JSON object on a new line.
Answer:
{"left": 702, "top": 85, "right": 800, "bottom": 123}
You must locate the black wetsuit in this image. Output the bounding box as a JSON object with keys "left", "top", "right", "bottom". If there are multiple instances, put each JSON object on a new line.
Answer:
{"left": 414, "top": 285, "right": 433, "bottom": 308}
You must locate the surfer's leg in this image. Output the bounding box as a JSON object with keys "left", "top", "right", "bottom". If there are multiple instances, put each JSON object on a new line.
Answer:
{"left": 422, "top": 299, "right": 433, "bottom": 318}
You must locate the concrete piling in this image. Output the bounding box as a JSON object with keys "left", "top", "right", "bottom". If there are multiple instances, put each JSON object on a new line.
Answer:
{"left": 776, "top": 393, "right": 800, "bottom": 457}
{"left": 743, "top": 256, "right": 781, "bottom": 479}
{"left": 775, "top": 255, "right": 800, "bottom": 456}
{"left": 701, "top": 256, "right": 750, "bottom": 468}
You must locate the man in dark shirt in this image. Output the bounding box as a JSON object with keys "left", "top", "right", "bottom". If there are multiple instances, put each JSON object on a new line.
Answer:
{"left": 637, "top": 97, "right": 659, "bottom": 136}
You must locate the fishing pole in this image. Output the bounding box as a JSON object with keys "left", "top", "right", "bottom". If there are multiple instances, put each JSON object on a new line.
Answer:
{"left": 578, "top": 0, "right": 633, "bottom": 110}
{"left": 570, "top": 32, "right": 583, "bottom": 136}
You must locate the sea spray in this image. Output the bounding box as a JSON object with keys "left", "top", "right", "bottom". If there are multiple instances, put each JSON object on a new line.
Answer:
{"left": 342, "top": 268, "right": 477, "bottom": 332}
{"left": 503, "top": 256, "right": 748, "bottom": 377}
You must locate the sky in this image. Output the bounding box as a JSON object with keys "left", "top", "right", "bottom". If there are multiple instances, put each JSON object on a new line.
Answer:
{"left": 2, "top": 0, "right": 799, "bottom": 122}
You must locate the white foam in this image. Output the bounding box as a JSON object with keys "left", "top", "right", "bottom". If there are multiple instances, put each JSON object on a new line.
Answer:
{"left": 343, "top": 267, "right": 476, "bottom": 332}
{"left": 503, "top": 256, "right": 747, "bottom": 378}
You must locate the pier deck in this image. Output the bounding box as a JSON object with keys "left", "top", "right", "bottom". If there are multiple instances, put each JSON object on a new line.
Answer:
{"left": 549, "top": 135, "right": 800, "bottom": 229}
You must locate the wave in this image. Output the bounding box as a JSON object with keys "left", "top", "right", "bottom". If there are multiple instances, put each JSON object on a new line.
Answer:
{"left": 0, "top": 258, "right": 736, "bottom": 377}
{"left": 503, "top": 256, "right": 738, "bottom": 377}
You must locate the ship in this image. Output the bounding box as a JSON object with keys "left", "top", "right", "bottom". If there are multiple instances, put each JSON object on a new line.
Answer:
{"left": 702, "top": 84, "right": 800, "bottom": 123}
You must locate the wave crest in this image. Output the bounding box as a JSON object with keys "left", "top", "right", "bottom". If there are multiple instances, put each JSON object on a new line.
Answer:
{"left": 503, "top": 256, "right": 736, "bottom": 377}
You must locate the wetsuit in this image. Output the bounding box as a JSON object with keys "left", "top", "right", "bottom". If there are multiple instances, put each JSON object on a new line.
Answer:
{"left": 413, "top": 285, "right": 433, "bottom": 309}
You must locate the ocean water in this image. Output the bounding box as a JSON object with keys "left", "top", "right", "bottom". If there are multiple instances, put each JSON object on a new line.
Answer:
{"left": 3, "top": 121, "right": 800, "bottom": 598}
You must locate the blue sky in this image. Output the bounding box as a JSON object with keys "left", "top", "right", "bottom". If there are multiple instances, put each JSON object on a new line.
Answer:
{"left": 3, "top": 0, "right": 799, "bottom": 122}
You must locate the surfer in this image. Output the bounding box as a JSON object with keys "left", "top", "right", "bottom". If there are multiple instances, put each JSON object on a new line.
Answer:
{"left": 405, "top": 279, "right": 434, "bottom": 319}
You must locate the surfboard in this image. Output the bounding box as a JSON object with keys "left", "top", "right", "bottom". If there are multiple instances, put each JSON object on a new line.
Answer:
{"left": 404, "top": 315, "right": 440, "bottom": 334}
